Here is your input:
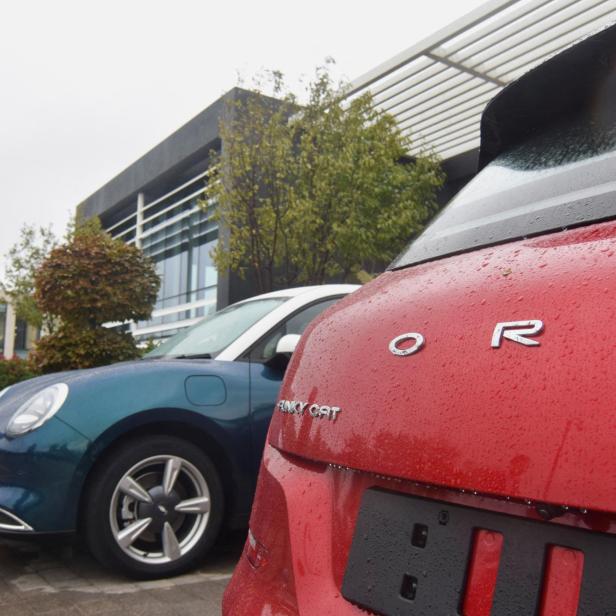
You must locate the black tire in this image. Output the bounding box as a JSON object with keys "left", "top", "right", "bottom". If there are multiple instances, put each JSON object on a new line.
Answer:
{"left": 83, "top": 435, "right": 224, "bottom": 579}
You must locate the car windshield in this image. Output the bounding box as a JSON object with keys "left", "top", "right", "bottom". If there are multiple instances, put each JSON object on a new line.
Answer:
{"left": 145, "top": 297, "right": 287, "bottom": 359}
{"left": 392, "top": 111, "right": 616, "bottom": 268}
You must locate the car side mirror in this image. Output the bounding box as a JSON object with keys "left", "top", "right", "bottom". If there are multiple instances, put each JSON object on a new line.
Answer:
{"left": 265, "top": 334, "right": 301, "bottom": 371}
{"left": 275, "top": 334, "right": 300, "bottom": 355}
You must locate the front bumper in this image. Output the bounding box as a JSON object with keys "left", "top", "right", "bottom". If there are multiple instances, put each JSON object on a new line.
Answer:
{"left": 0, "top": 416, "right": 90, "bottom": 533}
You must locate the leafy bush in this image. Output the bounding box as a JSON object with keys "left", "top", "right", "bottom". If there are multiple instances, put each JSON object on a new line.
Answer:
{"left": 30, "top": 325, "right": 141, "bottom": 374}
{"left": 35, "top": 220, "right": 160, "bottom": 326}
{"left": 0, "top": 356, "right": 39, "bottom": 389}
{"left": 30, "top": 219, "right": 160, "bottom": 374}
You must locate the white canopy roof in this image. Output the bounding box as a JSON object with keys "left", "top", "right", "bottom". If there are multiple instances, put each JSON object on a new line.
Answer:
{"left": 348, "top": 0, "right": 616, "bottom": 160}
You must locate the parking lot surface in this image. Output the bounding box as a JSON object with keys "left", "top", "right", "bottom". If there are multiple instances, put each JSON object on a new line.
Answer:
{"left": 0, "top": 533, "right": 244, "bottom": 615}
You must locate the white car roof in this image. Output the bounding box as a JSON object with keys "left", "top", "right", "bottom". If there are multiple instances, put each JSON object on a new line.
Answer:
{"left": 243, "top": 284, "right": 356, "bottom": 301}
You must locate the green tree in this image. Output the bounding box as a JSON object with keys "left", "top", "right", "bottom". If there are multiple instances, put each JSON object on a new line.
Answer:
{"left": 2, "top": 224, "right": 59, "bottom": 332}
{"left": 205, "top": 63, "right": 444, "bottom": 292}
{"left": 30, "top": 218, "right": 160, "bottom": 373}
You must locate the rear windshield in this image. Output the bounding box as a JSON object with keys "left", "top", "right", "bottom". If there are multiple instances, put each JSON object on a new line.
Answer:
{"left": 392, "top": 112, "right": 616, "bottom": 269}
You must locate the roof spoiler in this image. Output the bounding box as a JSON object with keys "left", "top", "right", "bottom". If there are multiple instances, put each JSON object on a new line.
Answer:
{"left": 478, "top": 23, "right": 616, "bottom": 170}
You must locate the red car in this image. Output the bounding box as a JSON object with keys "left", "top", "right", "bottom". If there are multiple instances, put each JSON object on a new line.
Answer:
{"left": 224, "top": 25, "right": 616, "bottom": 616}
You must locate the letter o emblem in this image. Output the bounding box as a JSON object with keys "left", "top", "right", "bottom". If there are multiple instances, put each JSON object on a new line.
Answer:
{"left": 388, "top": 332, "right": 425, "bottom": 357}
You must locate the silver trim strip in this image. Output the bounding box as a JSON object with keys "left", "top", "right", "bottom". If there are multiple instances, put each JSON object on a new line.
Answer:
{"left": 0, "top": 507, "right": 33, "bottom": 532}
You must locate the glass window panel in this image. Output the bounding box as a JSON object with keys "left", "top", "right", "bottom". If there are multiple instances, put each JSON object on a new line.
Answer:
{"left": 14, "top": 319, "right": 27, "bottom": 353}
{"left": 104, "top": 177, "right": 219, "bottom": 337}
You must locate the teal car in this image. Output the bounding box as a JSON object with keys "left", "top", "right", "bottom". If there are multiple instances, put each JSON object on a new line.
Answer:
{"left": 0, "top": 285, "right": 357, "bottom": 578}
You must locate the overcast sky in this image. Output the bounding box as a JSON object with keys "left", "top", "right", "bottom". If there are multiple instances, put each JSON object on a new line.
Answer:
{"left": 0, "top": 0, "right": 487, "bottom": 270}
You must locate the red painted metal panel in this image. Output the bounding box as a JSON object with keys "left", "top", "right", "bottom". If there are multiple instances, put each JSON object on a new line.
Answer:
{"left": 271, "top": 221, "right": 616, "bottom": 514}
{"left": 463, "top": 530, "right": 504, "bottom": 616}
{"left": 540, "top": 546, "right": 584, "bottom": 616}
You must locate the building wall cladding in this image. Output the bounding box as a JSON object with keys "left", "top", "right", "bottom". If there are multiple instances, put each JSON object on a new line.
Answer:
{"left": 76, "top": 90, "right": 232, "bottom": 224}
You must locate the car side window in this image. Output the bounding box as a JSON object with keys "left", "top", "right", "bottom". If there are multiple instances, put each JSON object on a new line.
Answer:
{"left": 249, "top": 298, "right": 339, "bottom": 363}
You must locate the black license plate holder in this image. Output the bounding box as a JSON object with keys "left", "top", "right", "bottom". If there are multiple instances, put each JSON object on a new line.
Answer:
{"left": 341, "top": 488, "right": 616, "bottom": 615}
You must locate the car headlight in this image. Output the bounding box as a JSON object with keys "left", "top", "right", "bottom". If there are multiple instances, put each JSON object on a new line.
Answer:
{"left": 6, "top": 383, "right": 69, "bottom": 437}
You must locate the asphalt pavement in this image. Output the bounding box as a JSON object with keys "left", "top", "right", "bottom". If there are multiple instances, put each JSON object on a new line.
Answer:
{"left": 0, "top": 532, "right": 244, "bottom": 615}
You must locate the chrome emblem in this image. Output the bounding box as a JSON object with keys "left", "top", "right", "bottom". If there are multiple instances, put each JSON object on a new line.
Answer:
{"left": 389, "top": 320, "right": 544, "bottom": 355}
{"left": 277, "top": 400, "right": 341, "bottom": 421}
{"left": 389, "top": 332, "right": 425, "bottom": 356}
{"left": 491, "top": 320, "right": 544, "bottom": 348}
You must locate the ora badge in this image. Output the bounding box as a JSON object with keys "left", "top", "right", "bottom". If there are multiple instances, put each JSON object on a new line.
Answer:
{"left": 389, "top": 319, "right": 545, "bottom": 355}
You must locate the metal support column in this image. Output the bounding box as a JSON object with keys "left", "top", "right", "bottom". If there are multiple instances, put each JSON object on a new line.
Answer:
{"left": 135, "top": 192, "right": 145, "bottom": 249}
{"left": 3, "top": 304, "right": 16, "bottom": 359}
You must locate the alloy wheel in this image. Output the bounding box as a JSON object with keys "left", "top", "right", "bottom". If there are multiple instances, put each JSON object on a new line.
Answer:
{"left": 109, "top": 454, "right": 211, "bottom": 565}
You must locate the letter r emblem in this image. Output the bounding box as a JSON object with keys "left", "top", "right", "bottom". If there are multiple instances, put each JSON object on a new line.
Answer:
{"left": 491, "top": 320, "right": 544, "bottom": 348}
